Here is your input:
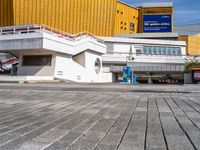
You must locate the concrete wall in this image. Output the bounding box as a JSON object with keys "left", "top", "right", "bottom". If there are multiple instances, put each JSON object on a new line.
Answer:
{"left": 73, "top": 52, "right": 86, "bottom": 67}
{"left": 54, "top": 51, "right": 107, "bottom": 82}
{"left": 17, "top": 50, "right": 56, "bottom": 76}
{"left": 85, "top": 51, "right": 104, "bottom": 82}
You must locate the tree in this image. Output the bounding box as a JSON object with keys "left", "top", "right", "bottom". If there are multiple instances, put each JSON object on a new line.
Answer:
{"left": 184, "top": 56, "right": 200, "bottom": 73}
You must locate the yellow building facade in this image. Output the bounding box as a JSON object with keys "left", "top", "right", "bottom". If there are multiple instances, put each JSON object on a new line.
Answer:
{"left": 0, "top": 0, "right": 14, "bottom": 26}
{"left": 179, "top": 34, "right": 200, "bottom": 56}
{"left": 114, "top": 1, "right": 139, "bottom": 34}
{"left": 0, "top": 0, "right": 175, "bottom": 36}
{"left": 0, "top": 0, "right": 117, "bottom": 36}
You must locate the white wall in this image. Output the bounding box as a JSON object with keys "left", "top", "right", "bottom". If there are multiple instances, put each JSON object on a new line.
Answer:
{"left": 54, "top": 51, "right": 107, "bottom": 82}
{"left": 73, "top": 52, "right": 86, "bottom": 67}
{"left": 85, "top": 51, "right": 103, "bottom": 82}
{"left": 113, "top": 43, "right": 135, "bottom": 54}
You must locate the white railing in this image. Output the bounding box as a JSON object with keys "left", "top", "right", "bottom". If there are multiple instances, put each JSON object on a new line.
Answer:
{"left": 0, "top": 24, "right": 104, "bottom": 43}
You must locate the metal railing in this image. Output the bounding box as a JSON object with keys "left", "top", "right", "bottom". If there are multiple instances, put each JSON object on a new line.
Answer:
{"left": 0, "top": 24, "right": 104, "bottom": 43}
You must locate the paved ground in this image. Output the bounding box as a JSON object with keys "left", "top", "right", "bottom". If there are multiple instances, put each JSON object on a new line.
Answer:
{"left": 0, "top": 83, "right": 199, "bottom": 150}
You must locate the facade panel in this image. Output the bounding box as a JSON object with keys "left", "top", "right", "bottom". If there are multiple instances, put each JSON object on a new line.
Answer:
{"left": 7, "top": 0, "right": 117, "bottom": 36}
{"left": 179, "top": 34, "right": 200, "bottom": 56}
{"left": 0, "top": 0, "right": 14, "bottom": 26}
{"left": 114, "top": 1, "right": 139, "bottom": 34}
{"left": 0, "top": 0, "right": 175, "bottom": 36}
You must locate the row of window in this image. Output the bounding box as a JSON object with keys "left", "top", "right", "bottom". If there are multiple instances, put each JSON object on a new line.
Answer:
{"left": 117, "top": 10, "right": 123, "bottom": 14}
{"left": 116, "top": 10, "right": 138, "bottom": 20}
{"left": 136, "top": 46, "right": 182, "bottom": 56}
{"left": 120, "top": 22, "right": 135, "bottom": 31}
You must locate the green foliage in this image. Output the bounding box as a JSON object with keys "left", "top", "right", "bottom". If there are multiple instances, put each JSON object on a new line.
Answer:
{"left": 185, "top": 59, "right": 200, "bottom": 73}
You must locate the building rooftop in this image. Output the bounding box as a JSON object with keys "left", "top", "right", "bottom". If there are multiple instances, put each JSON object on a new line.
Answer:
{"left": 142, "top": 2, "right": 173, "bottom": 8}
{"left": 117, "top": 0, "right": 138, "bottom": 9}
{"left": 174, "top": 23, "right": 200, "bottom": 36}
{"left": 114, "top": 33, "right": 179, "bottom": 39}
{"left": 98, "top": 36, "right": 186, "bottom": 46}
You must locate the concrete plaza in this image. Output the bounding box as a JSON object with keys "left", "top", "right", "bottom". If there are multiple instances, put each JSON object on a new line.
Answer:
{"left": 0, "top": 83, "right": 199, "bottom": 150}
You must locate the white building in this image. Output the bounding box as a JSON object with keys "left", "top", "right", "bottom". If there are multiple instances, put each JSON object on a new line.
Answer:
{"left": 0, "top": 25, "right": 187, "bottom": 83}
{"left": 0, "top": 25, "right": 107, "bottom": 82}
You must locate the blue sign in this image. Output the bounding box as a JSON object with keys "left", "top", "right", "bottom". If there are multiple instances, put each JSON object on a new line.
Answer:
{"left": 143, "top": 14, "right": 172, "bottom": 32}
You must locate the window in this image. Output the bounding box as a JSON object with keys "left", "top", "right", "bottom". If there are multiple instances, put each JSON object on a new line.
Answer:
{"left": 124, "top": 22, "right": 127, "bottom": 25}
{"left": 166, "top": 48, "right": 171, "bottom": 55}
{"left": 177, "top": 48, "right": 182, "bottom": 55}
{"left": 142, "top": 46, "right": 182, "bottom": 56}
{"left": 152, "top": 46, "right": 157, "bottom": 55}
{"left": 172, "top": 47, "right": 176, "bottom": 55}
{"left": 143, "top": 46, "right": 147, "bottom": 54}
{"left": 157, "top": 46, "right": 162, "bottom": 55}
{"left": 136, "top": 49, "right": 142, "bottom": 55}
{"left": 117, "top": 10, "right": 119, "bottom": 13}
{"left": 124, "top": 27, "right": 126, "bottom": 30}
{"left": 162, "top": 47, "right": 166, "bottom": 55}
{"left": 130, "top": 23, "right": 135, "bottom": 31}
{"left": 121, "top": 12, "right": 123, "bottom": 14}
{"left": 147, "top": 46, "right": 152, "bottom": 54}
{"left": 95, "top": 58, "right": 101, "bottom": 74}
{"left": 121, "top": 21, "right": 123, "bottom": 24}
{"left": 22, "top": 55, "right": 52, "bottom": 66}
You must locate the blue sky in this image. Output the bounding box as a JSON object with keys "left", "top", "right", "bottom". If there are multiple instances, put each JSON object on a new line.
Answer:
{"left": 121, "top": 0, "right": 200, "bottom": 25}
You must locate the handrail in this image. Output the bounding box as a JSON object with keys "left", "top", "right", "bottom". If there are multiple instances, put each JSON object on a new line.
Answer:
{"left": 0, "top": 24, "right": 104, "bottom": 43}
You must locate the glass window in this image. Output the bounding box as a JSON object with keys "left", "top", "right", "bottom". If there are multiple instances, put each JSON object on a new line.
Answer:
{"left": 136, "top": 49, "right": 142, "bottom": 55}
{"left": 130, "top": 23, "right": 135, "bottom": 31}
{"left": 166, "top": 47, "right": 171, "bottom": 55}
{"left": 22, "top": 55, "right": 52, "bottom": 66}
{"left": 143, "top": 46, "right": 147, "bottom": 54}
{"left": 172, "top": 47, "right": 176, "bottom": 55}
{"left": 162, "top": 47, "right": 166, "bottom": 55}
{"left": 147, "top": 46, "right": 152, "bottom": 54}
{"left": 177, "top": 48, "right": 182, "bottom": 55}
{"left": 157, "top": 46, "right": 162, "bottom": 55}
{"left": 152, "top": 46, "right": 157, "bottom": 55}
